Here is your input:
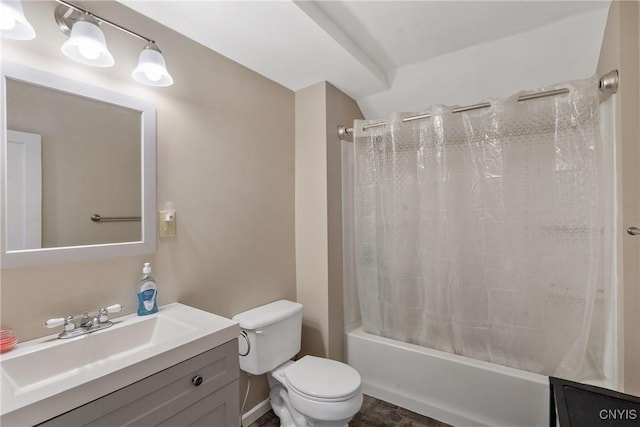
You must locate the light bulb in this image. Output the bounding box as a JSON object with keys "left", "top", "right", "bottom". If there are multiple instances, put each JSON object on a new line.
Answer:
{"left": 132, "top": 43, "right": 173, "bottom": 87}
{"left": 78, "top": 43, "right": 100, "bottom": 60}
{"left": 60, "top": 20, "right": 113, "bottom": 67}
{"left": 144, "top": 68, "right": 162, "bottom": 82}
{"left": 0, "top": 13, "right": 15, "bottom": 31}
{"left": 0, "top": 0, "right": 35, "bottom": 40}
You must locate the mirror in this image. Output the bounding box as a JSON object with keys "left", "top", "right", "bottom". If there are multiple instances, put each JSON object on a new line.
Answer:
{"left": 1, "top": 61, "right": 156, "bottom": 268}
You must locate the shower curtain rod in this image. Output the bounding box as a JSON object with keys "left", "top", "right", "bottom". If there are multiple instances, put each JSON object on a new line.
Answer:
{"left": 337, "top": 69, "right": 619, "bottom": 140}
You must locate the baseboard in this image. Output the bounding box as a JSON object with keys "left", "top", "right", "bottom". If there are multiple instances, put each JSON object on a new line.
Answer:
{"left": 241, "top": 398, "right": 272, "bottom": 427}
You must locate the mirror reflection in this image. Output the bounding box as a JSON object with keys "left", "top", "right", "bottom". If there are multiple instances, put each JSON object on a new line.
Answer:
{"left": 6, "top": 78, "right": 142, "bottom": 251}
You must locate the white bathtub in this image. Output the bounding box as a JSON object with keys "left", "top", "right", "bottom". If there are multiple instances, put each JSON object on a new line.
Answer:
{"left": 347, "top": 327, "right": 550, "bottom": 427}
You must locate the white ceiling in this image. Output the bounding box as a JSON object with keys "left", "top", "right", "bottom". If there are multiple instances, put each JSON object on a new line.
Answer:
{"left": 310, "top": 1, "right": 606, "bottom": 70}
{"left": 118, "top": 0, "right": 611, "bottom": 117}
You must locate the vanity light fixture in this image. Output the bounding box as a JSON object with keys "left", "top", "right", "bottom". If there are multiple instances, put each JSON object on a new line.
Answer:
{"left": 0, "top": 0, "right": 36, "bottom": 40}
{"left": 54, "top": 0, "right": 173, "bottom": 86}
{"left": 60, "top": 16, "right": 114, "bottom": 68}
{"left": 132, "top": 42, "right": 174, "bottom": 87}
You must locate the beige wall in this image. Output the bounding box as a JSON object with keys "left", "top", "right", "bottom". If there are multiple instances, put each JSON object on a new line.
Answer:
{"left": 295, "top": 82, "right": 329, "bottom": 358}
{"left": 295, "top": 81, "right": 363, "bottom": 361}
{"left": 597, "top": 0, "right": 640, "bottom": 395}
{"left": 0, "top": 0, "right": 295, "bottom": 412}
{"left": 325, "top": 84, "right": 364, "bottom": 361}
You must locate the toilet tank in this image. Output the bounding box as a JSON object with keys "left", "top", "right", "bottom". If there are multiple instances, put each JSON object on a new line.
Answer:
{"left": 232, "top": 300, "right": 303, "bottom": 375}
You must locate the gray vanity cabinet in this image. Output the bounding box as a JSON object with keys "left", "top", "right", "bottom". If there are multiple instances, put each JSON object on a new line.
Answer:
{"left": 38, "top": 340, "right": 239, "bottom": 427}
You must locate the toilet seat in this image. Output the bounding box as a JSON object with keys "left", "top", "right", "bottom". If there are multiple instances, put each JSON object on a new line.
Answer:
{"left": 284, "top": 356, "right": 361, "bottom": 401}
{"left": 281, "top": 356, "right": 362, "bottom": 422}
{"left": 286, "top": 385, "right": 363, "bottom": 422}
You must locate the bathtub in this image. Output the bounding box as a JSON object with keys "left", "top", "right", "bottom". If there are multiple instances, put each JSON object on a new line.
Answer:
{"left": 347, "top": 327, "right": 549, "bottom": 427}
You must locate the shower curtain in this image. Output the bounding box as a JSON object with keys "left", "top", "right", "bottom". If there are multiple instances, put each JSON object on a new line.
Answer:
{"left": 352, "top": 76, "right": 614, "bottom": 380}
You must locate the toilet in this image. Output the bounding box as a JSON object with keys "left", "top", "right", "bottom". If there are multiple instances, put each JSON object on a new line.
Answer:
{"left": 233, "top": 300, "right": 363, "bottom": 427}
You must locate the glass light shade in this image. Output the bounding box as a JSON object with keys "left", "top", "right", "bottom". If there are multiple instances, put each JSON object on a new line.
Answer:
{"left": 61, "top": 20, "right": 114, "bottom": 68}
{"left": 132, "top": 45, "right": 173, "bottom": 87}
{"left": 0, "top": 0, "right": 35, "bottom": 40}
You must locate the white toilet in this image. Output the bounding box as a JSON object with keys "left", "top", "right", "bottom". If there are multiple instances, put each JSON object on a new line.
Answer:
{"left": 233, "top": 300, "right": 363, "bottom": 427}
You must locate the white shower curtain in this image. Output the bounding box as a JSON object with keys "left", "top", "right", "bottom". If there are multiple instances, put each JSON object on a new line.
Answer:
{"left": 353, "top": 76, "right": 614, "bottom": 380}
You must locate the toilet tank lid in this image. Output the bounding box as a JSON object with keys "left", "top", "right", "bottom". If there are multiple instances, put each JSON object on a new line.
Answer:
{"left": 233, "top": 300, "right": 303, "bottom": 330}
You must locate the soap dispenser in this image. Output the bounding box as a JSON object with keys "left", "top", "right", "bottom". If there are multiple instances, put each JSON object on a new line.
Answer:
{"left": 137, "top": 262, "right": 158, "bottom": 315}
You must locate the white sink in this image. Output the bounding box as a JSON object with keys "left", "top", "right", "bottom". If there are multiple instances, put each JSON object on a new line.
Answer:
{"left": 0, "top": 303, "right": 239, "bottom": 426}
{"left": 2, "top": 315, "right": 194, "bottom": 392}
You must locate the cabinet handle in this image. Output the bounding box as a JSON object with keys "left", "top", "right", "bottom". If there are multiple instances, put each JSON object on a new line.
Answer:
{"left": 627, "top": 227, "right": 640, "bottom": 236}
{"left": 192, "top": 375, "right": 203, "bottom": 387}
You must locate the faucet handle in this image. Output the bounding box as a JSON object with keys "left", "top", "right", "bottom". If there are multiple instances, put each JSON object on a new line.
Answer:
{"left": 106, "top": 304, "right": 123, "bottom": 313}
{"left": 98, "top": 304, "right": 124, "bottom": 324}
{"left": 63, "top": 315, "right": 76, "bottom": 332}
{"left": 42, "top": 317, "right": 66, "bottom": 328}
{"left": 42, "top": 315, "right": 76, "bottom": 332}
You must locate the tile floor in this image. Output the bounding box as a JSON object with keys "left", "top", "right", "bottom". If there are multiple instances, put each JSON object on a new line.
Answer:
{"left": 250, "top": 394, "right": 453, "bottom": 427}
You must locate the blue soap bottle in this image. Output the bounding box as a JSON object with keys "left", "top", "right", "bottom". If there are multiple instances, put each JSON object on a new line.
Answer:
{"left": 137, "top": 262, "right": 158, "bottom": 315}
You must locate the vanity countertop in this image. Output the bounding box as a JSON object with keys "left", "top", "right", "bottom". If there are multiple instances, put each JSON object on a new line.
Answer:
{"left": 0, "top": 303, "right": 239, "bottom": 426}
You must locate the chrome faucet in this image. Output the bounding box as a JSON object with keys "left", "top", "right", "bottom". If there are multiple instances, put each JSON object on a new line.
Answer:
{"left": 98, "top": 307, "right": 109, "bottom": 324}
{"left": 43, "top": 304, "right": 124, "bottom": 339}
{"left": 80, "top": 311, "right": 94, "bottom": 329}
{"left": 63, "top": 315, "right": 75, "bottom": 333}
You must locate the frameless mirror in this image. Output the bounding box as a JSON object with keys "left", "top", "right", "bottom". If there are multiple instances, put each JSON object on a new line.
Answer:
{"left": 1, "top": 61, "right": 156, "bottom": 268}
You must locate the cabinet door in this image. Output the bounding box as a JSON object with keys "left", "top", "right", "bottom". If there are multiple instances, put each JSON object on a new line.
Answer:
{"left": 39, "top": 340, "right": 239, "bottom": 427}
{"left": 156, "top": 380, "right": 239, "bottom": 427}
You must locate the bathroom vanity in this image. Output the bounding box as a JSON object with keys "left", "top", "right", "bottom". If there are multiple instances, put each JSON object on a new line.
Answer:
{"left": 39, "top": 341, "right": 238, "bottom": 426}
{"left": 0, "top": 303, "right": 240, "bottom": 426}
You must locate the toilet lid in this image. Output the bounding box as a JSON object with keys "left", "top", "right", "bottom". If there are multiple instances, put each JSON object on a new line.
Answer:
{"left": 284, "top": 356, "right": 361, "bottom": 400}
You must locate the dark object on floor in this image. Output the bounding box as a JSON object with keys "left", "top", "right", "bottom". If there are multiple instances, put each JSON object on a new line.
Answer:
{"left": 251, "top": 394, "right": 452, "bottom": 426}
{"left": 550, "top": 376, "right": 640, "bottom": 427}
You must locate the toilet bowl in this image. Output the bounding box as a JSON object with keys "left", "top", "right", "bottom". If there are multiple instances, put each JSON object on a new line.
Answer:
{"left": 270, "top": 356, "right": 362, "bottom": 427}
{"left": 233, "top": 300, "right": 363, "bottom": 427}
